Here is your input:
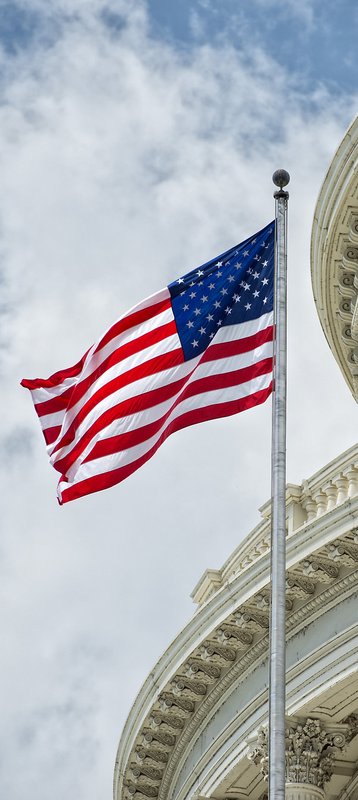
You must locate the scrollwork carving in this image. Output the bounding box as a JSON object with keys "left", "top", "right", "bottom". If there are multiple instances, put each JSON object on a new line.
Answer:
{"left": 185, "top": 659, "right": 221, "bottom": 680}
{"left": 328, "top": 540, "right": 358, "bottom": 564}
{"left": 159, "top": 692, "right": 194, "bottom": 714}
{"left": 199, "top": 642, "right": 236, "bottom": 662}
{"left": 136, "top": 747, "right": 169, "bottom": 765}
{"left": 302, "top": 557, "right": 339, "bottom": 582}
{"left": 170, "top": 677, "right": 207, "bottom": 697}
{"left": 130, "top": 764, "right": 163, "bottom": 782}
{"left": 216, "top": 625, "right": 253, "bottom": 645}
{"left": 286, "top": 572, "right": 316, "bottom": 596}
{"left": 234, "top": 608, "right": 269, "bottom": 630}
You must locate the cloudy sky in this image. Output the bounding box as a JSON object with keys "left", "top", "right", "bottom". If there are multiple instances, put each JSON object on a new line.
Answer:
{"left": 1, "top": 1, "right": 358, "bottom": 798}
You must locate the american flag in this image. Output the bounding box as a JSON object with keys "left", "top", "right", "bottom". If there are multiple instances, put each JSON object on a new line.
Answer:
{"left": 22, "top": 221, "right": 275, "bottom": 504}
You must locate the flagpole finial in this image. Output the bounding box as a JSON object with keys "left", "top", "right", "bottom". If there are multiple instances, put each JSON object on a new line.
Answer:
{"left": 273, "top": 169, "right": 290, "bottom": 198}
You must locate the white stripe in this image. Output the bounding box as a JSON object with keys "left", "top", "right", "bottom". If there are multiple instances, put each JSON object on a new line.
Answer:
{"left": 92, "top": 305, "right": 174, "bottom": 361}
{"left": 58, "top": 371, "right": 272, "bottom": 493}
{"left": 213, "top": 310, "right": 273, "bottom": 344}
{"left": 39, "top": 409, "right": 66, "bottom": 430}
{"left": 30, "top": 378, "right": 79, "bottom": 406}
{"left": 49, "top": 332, "right": 181, "bottom": 442}
{"left": 50, "top": 338, "right": 273, "bottom": 471}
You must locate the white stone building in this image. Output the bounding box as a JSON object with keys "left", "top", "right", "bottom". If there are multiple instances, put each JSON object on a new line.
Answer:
{"left": 114, "top": 117, "right": 358, "bottom": 800}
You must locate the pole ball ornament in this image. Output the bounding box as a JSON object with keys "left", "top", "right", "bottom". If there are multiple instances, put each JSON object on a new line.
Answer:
{"left": 272, "top": 169, "right": 290, "bottom": 189}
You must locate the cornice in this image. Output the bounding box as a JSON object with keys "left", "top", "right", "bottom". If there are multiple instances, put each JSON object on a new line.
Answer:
{"left": 160, "top": 572, "right": 358, "bottom": 800}
{"left": 114, "top": 447, "right": 358, "bottom": 800}
{"left": 311, "top": 114, "right": 358, "bottom": 400}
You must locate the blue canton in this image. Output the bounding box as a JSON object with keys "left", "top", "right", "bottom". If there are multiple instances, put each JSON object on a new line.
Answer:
{"left": 168, "top": 221, "right": 275, "bottom": 361}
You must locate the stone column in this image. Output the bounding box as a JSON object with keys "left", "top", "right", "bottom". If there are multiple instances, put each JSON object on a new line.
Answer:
{"left": 285, "top": 784, "right": 325, "bottom": 800}
{"left": 248, "top": 716, "right": 358, "bottom": 799}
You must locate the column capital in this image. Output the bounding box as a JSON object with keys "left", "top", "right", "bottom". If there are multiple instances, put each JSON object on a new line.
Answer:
{"left": 248, "top": 716, "right": 358, "bottom": 789}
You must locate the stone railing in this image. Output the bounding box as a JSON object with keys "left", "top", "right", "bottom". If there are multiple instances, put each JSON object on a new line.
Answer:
{"left": 191, "top": 445, "right": 358, "bottom": 606}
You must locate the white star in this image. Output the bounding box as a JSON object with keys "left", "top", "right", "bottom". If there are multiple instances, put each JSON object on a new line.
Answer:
{"left": 263, "top": 297, "right": 267, "bottom": 304}
{"left": 216, "top": 261, "right": 223, "bottom": 267}
{"left": 209, "top": 332, "right": 215, "bottom": 339}
{"left": 235, "top": 262, "right": 242, "bottom": 270}
{"left": 201, "top": 295, "right": 208, "bottom": 303}
{"left": 206, "top": 313, "right": 214, "bottom": 321}
{"left": 254, "top": 254, "right": 261, "bottom": 261}
{"left": 187, "top": 320, "right": 194, "bottom": 328}
{"left": 262, "top": 260, "right": 268, "bottom": 267}
{"left": 214, "top": 300, "right": 221, "bottom": 309}
{"left": 243, "top": 250, "right": 249, "bottom": 257}
{"left": 217, "top": 319, "right": 222, "bottom": 327}
{"left": 225, "top": 307, "right": 231, "bottom": 314}
{"left": 183, "top": 304, "right": 189, "bottom": 311}
{"left": 245, "top": 302, "right": 251, "bottom": 310}
{"left": 253, "top": 271, "right": 259, "bottom": 279}
{"left": 216, "top": 270, "right": 222, "bottom": 277}
{"left": 243, "top": 282, "right": 250, "bottom": 291}
{"left": 235, "top": 295, "right": 241, "bottom": 302}
{"left": 208, "top": 282, "right": 215, "bottom": 290}
{"left": 194, "top": 307, "right": 201, "bottom": 316}
{"left": 253, "top": 290, "right": 259, "bottom": 298}
{"left": 197, "top": 270, "right": 204, "bottom": 277}
{"left": 199, "top": 326, "right": 206, "bottom": 335}
{"left": 228, "top": 275, "right": 235, "bottom": 283}
{"left": 177, "top": 278, "right": 184, "bottom": 284}
{"left": 262, "top": 277, "right": 269, "bottom": 286}
{"left": 189, "top": 291, "right": 196, "bottom": 298}
{"left": 220, "top": 287, "right": 228, "bottom": 296}
{"left": 192, "top": 339, "right": 199, "bottom": 348}
{"left": 252, "top": 238, "right": 257, "bottom": 243}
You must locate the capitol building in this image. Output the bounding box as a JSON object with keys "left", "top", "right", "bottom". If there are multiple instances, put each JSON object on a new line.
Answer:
{"left": 114, "top": 117, "right": 358, "bottom": 800}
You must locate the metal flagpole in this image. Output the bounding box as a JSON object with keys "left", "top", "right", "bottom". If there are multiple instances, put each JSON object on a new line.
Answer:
{"left": 269, "top": 169, "right": 290, "bottom": 800}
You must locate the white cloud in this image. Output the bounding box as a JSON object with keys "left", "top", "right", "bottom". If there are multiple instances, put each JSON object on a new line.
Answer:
{"left": 1, "top": 2, "right": 357, "bottom": 798}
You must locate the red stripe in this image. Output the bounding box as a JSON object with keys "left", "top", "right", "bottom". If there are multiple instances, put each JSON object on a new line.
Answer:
{"left": 35, "top": 387, "right": 72, "bottom": 417}
{"left": 84, "top": 358, "right": 273, "bottom": 461}
{"left": 21, "top": 351, "right": 89, "bottom": 391}
{"left": 64, "top": 319, "right": 177, "bottom": 414}
{"left": 52, "top": 347, "right": 184, "bottom": 460}
{"left": 54, "top": 357, "right": 272, "bottom": 476}
{"left": 93, "top": 297, "right": 171, "bottom": 353}
{"left": 58, "top": 384, "right": 272, "bottom": 504}
{"left": 201, "top": 326, "right": 273, "bottom": 362}
{"left": 44, "top": 425, "right": 62, "bottom": 445}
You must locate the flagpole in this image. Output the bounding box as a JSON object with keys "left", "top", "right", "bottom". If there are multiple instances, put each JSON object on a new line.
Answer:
{"left": 269, "top": 169, "right": 290, "bottom": 800}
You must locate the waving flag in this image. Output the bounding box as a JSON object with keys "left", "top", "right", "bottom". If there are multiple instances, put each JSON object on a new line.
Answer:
{"left": 22, "top": 221, "right": 275, "bottom": 504}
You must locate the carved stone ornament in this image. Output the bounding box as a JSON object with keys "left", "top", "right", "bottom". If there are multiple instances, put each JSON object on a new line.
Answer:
{"left": 248, "top": 717, "right": 358, "bottom": 789}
